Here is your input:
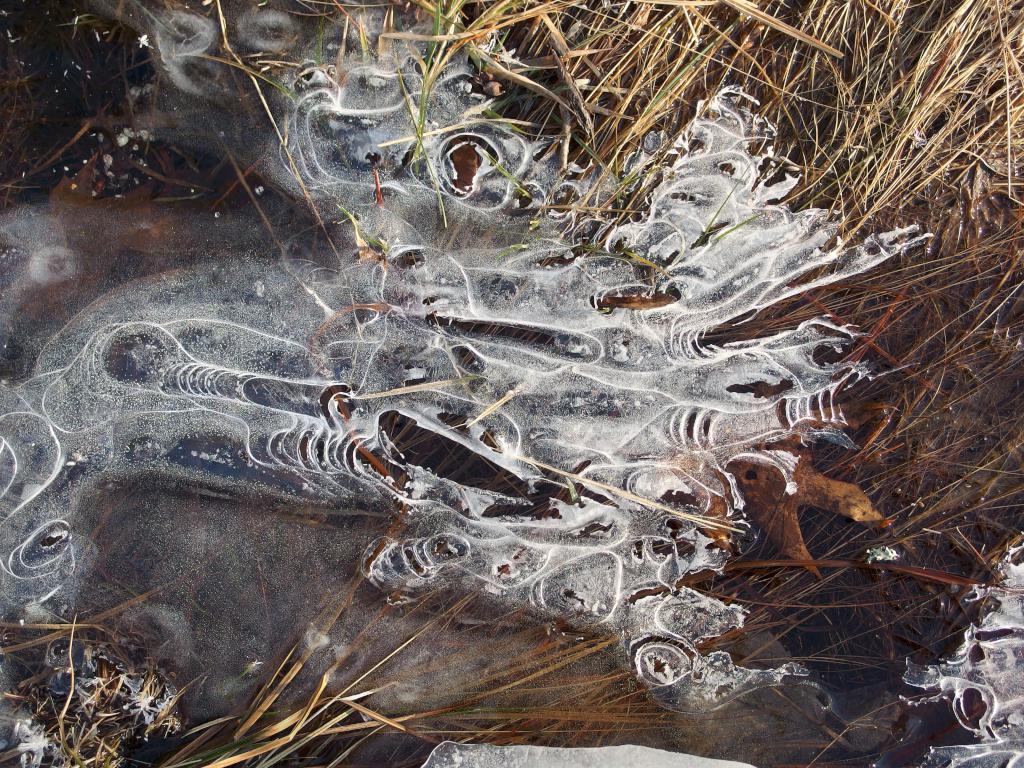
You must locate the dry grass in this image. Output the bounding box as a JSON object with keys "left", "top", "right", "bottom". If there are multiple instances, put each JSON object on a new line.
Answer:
{"left": 5, "top": 596, "right": 672, "bottom": 768}
{"left": 1, "top": 621, "right": 183, "bottom": 767}
{"left": 1, "top": 0, "right": 1022, "bottom": 765}
{"left": 478, "top": 0, "right": 1021, "bottom": 225}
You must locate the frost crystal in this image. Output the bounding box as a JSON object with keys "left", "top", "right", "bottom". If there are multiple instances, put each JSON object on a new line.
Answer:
{"left": 4, "top": 718, "right": 56, "bottom": 768}
{"left": 906, "top": 549, "right": 1024, "bottom": 766}
{"left": 1, "top": 1, "right": 924, "bottom": 714}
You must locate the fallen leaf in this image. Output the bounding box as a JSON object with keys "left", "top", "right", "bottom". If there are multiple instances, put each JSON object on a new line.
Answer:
{"left": 732, "top": 456, "right": 815, "bottom": 574}
{"left": 730, "top": 445, "right": 886, "bottom": 576}
{"left": 796, "top": 465, "right": 885, "bottom": 525}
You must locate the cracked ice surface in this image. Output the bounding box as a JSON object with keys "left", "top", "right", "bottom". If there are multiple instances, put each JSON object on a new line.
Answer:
{"left": 906, "top": 549, "right": 1024, "bottom": 766}
{"left": 0, "top": 2, "right": 924, "bottom": 714}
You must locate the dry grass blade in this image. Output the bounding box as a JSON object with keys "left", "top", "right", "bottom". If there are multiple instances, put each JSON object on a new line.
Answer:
{"left": 472, "top": 49, "right": 574, "bottom": 117}
{"left": 516, "top": 455, "right": 741, "bottom": 531}
{"left": 465, "top": 385, "right": 524, "bottom": 427}
{"left": 350, "top": 376, "right": 478, "bottom": 400}
{"left": 718, "top": 0, "right": 844, "bottom": 58}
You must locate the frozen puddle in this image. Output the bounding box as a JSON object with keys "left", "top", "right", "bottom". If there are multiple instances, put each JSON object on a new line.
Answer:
{"left": 1, "top": 0, "right": 924, "bottom": 728}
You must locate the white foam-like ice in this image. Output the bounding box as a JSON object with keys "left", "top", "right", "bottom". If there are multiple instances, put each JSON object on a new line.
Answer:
{"left": 421, "top": 741, "right": 757, "bottom": 768}
{"left": 906, "top": 549, "right": 1024, "bottom": 766}
{"left": 1, "top": 1, "right": 926, "bottom": 714}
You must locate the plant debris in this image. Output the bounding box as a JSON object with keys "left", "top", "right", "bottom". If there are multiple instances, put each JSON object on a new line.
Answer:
{"left": 5, "top": 632, "right": 181, "bottom": 768}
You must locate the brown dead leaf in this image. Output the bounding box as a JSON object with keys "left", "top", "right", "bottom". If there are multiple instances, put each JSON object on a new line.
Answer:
{"left": 730, "top": 445, "right": 886, "bottom": 576}
{"left": 700, "top": 494, "right": 734, "bottom": 550}
{"left": 732, "top": 456, "right": 815, "bottom": 574}
{"left": 50, "top": 157, "right": 176, "bottom": 253}
{"left": 797, "top": 466, "right": 885, "bottom": 525}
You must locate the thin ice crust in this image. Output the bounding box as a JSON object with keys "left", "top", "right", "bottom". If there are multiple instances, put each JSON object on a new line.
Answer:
{"left": 0, "top": 3, "right": 925, "bottom": 715}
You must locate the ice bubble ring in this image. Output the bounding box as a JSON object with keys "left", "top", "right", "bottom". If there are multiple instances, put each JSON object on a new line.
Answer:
{"left": 346, "top": 92, "right": 924, "bottom": 709}
{"left": 150, "top": 10, "right": 229, "bottom": 98}
{"left": 0, "top": 388, "right": 71, "bottom": 607}
{"left": 285, "top": 50, "right": 544, "bottom": 212}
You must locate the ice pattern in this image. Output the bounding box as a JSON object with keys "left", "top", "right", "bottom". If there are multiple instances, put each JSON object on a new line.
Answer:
{"left": 0, "top": 1, "right": 925, "bottom": 714}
